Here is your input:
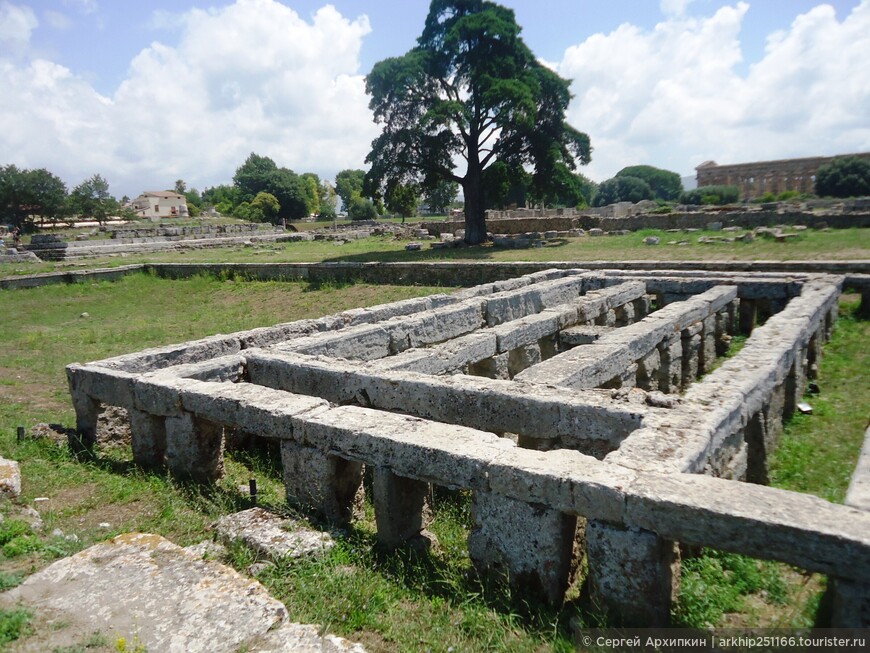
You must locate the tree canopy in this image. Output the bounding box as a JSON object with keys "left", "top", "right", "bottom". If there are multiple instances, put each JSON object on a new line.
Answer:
{"left": 69, "top": 174, "right": 117, "bottom": 224}
{"left": 592, "top": 176, "right": 654, "bottom": 206}
{"left": 233, "top": 153, "right": 308, "bottom": 221}
{"left": 0, "top": 165, "right": 69, "bottom": 229}
{"left": 335, "top": 169, "right": 366, "bottom": 212}
{"left": 615, "top": 165, "right": 683, "bottom": 201}
{"left": 364, "top": 0, "right": 591, "bottom": 244}
{"left": 815, "top": 156, "right": 870, "bottom": 198}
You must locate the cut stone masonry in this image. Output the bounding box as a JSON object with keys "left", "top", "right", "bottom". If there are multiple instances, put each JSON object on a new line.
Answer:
{"left": 65, "top": 267, "right": 868, "bottom": 626}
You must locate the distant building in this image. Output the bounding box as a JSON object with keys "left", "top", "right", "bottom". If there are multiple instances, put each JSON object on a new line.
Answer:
{"left": 696, "top": 152, "right": 870, "bottom": 200}
{"left": 131, "top": 191, "right": 189, "bottom": 219}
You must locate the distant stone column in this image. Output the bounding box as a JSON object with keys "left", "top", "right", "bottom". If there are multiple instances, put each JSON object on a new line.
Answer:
{"left": 586, "top": 520, "right": 678, "bottom": 626}
{"left": 69, "top": 391, "right": 100, "bottom": 455}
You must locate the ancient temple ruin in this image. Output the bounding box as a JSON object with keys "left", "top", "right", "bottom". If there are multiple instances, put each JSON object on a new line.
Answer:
{"left": 65, "top": 268, "right": 870, "bottom": 626}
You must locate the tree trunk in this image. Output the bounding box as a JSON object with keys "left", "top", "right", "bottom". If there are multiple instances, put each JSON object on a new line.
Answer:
{"left": 463, "top": 166, "right": 487, "bottom": 245}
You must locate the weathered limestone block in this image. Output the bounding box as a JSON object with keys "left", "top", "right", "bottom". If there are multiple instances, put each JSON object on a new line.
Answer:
{"left": 739, "top": 299, "right": 757, "bottom": 334}
{"left": 129, "top": 408, "right": 166, "bottom": 469}
{"left": 467, "top": 352, "right": 510, "bottom": 380}
{"left": 700, "top": 314, "right": 717, "bottom": 374}
{"left": 507, "top": 343, "right": 542, "bottom": 377}
{"left": 657, "top": 335, "right": 682, "bottom": 393}
{"left": 586, "top": 520, "right": 678, "bottom": 626}
{"left": 680, "top": 326, "right": 702, "bottom": 386}
{"left": 372, "top": 467, "right": 431, "bottom": 548}
{"left": 0, "top": 533, "right": 290, "bottom": 653}
{"left": 165, "top": 413, "right": 224, "bottom": 482}
{"left": 0, "top": 457, "right": 21, "bottom": 498}
{"left": 636, "top": 348, "right": 661, "bottom": 390}
{"left": 215, "top": 507, "right": 334, "bottom": 560}
{"left": 615, "top": 301, "right": 635, "bottom": 326}
{"left": 280, "top": 441, "right": 363, "bottom": 526}
{"left": 595, "top": 308, "right": 617, "bottom": 327}
{"left": 468, "top": 491, "right": 577, "bottom": 605}
{"left": 559, "top": 325, "right": 614, "bottom": 346}
{"left": 69, "top": 390, "right": 100, "bottom": 454}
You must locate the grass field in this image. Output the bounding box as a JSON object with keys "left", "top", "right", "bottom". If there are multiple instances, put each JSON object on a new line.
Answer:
{"left": 2, "top": 226, "right": 868, "bottom": 278}
{"left": 0, "top": 268, "right": 867, "bottom": 650}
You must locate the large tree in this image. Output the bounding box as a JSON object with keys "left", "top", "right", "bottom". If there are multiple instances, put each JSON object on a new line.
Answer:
{"left": 615, "top": 165, "right": 683, "bottom": 201}
{"left": 364, "top": 0, "right": 590, "bottom": 245}
{"left": 233, "top": 153, "right": 308, "bottom": 221}
{"left": 335, "top": 169, "right": 366, "bottom": 212}
{"left": 0, "top": 165, "right": 69, "bottom": 229}
{"left": 69, "top": 174, "right": 117, "bottom": 224}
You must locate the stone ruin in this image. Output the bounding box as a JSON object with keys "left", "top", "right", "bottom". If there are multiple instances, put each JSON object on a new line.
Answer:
{"left": 65, "top": 268, "right": 870, "bottom": 626}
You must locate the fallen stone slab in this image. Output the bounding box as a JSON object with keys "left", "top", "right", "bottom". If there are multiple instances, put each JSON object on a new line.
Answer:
{"left": 0, "top": 456, "right": 21, "bottom": 498}
{"left": 0, "top": 532, "right": 363, "bottom": 653}
{"left": 215, "top": 507, "right": 335, "bottom": 559}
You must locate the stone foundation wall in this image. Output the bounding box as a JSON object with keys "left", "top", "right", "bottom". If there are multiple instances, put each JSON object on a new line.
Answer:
{"left": 63, "top": 268, "right": 869, "bottom": 626}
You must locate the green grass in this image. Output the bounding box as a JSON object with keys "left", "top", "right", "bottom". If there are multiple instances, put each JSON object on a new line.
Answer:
{"left": 0, "top": 269, "right": 866, "bottom": 649}
{"left": 2, "top": 227, "right": 868, "bottom": 278}
{"left": 0, "top": 606, "right": 32, "bottom": 646}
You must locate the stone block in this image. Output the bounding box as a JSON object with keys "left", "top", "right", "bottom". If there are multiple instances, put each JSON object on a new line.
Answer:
{"left": 280, "top": 441, "right": 363, "bottom": 526}
{"left": 215, "top": 507, "right": 334, "bottom": 560}
{"left": 468, "top": 491, "right": 577, "bottom": 605}
{"left": 129, "top": 408, "right": 166, "bottom": 469}
{"left": 372, "top": 468, "right": 431, "bottom": 548}
{"left": 0, "top": 457, "right": 21, "bottom": 498}
{"left": 586, "top": 520, "right": 678, "bottom": 626}
{"left": 165, "top": 413, "right": 224, "bottom": 482}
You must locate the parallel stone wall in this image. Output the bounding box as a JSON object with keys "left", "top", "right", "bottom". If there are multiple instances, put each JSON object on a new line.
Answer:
{"left": 63, "top": 267, "right": 869, "bottom": 626}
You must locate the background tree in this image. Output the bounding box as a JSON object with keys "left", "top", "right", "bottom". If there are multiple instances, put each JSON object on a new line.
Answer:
{"left": 335, "top": 169, "right": 366, "bottom": 212}
{"left": 386, "top": 182, "right": 419, "bottom": 222}
{"left": 528, "top": 162, "right": 588, "bottom": 208}
{"left": 68, "top": 174, "right": 117, "bottom": 224}
{"left": 615, "top": 165, "right": 683, "bottom": 201}
{"left": 0, "top": 165, "right": 69, "bottom": 229}
{"left": 318, "top": 180, "right": 338, "bottom": 219}
{"left": 424, "top": 179, "right": 459, "bottom": 215}
{"left": 592, "top": 176, "right": 654, "bottom": 206}
{"left": 201, "top": 184, "right": 240, "bottom": 216}
{"left": 174, "top": 179, "right": 187, "bottom": 195}
{"left": 248, "top": 191, "right": 281, "bottom": 223}
{"left": 815, "top": 156, "right": 870, "bottom": 198}
{"left": 348, "top": 196, "right": 378, "bottom": 221}
{"left": 365, "top": 0, "right": 591, "bottom": 245}
{"left": 300, "top": 172, "right": 321, "bottom": 216}
{"left": 232, "top": 153, "right": 308, "bottom": 221}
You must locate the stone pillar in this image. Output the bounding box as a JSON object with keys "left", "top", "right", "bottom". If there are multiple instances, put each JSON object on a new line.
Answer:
{"left": 739, "top": 299, "right": 756, "bottom": 335}
{"left": 784, "top": 346, "right": 807, "bottom": 420}
{"left": 468, "top": 353, "right": 510, "bottom": 380}
{"left": 680, "top": 323, "right": 702, "bottom": 386}
{"left": 714, "top": 307, "right": 732, "bottom": 357}
{"left": 595, "top": 309, "right": 617, "bottom": 327}
{"left": 636, "top": 348, "right": 661, "bottom": 391}
{"left": 372, "top": 467, "right": 430, "bottom": 549}
{"left": 129, "top": 408, "right": 166, "bottom": 469}
{"left": 807, "top": 330, "right": 823, "bottom": 380}
{"left": 699, "top": 315, "right": 717, "bottom": 375}
{"left": 280, "top": 440, "right": 363, "bottom": 526}
{"left": 468, "top": 491, "right": 577, "bottom": 605}
{"left": 743, "top": 411, "right": 769, "bottom": 485}
{"left": 615, "top": 302, "right": 635, "bottom": 327}
{"left": 164, "top": 413, "right": 224, "bottom": 483}
{"left": 657, "top": 334, "right": 682, "bottom": 393}
{"left": 633, "top": 295, "right": 651, "bottom": 320}
{"left": 508, "top": 344, "right": 541, "bottom": 377}
{"left": 69, "top": 391, "right": 100, "bottom": 455}
{"left": 830, "top": 579, "right": 870, "bottom": 627}
{"left": 538, "top": 334, "right": 558, "bottom": 361}
{"left": 586, "top": 520, "right": 678, "bottom": 626}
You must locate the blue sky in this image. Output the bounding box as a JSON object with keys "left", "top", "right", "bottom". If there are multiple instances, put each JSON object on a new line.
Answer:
{"left": 2, "top": 0, "right": 868, "bottom": 198}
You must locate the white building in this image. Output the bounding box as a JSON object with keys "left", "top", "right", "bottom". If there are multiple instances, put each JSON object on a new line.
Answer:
{"left": 131, "top": 191, "right": 189, "bottom": 219}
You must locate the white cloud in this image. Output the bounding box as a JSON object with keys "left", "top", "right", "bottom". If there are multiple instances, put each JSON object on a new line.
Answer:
{"left": 62, "top": 0, "right": 97, "bottom": 15}
{"left": 0, "top": 0, "right": 377, "bottom": 197}
{"left": 0, "top": 2, "right": 38, "bottom": 51}
{"left": 559, "top": 1, "right": 870, "bottom": 181}
{"left": 43, "top": 10, "right": 73, "bottom": 30}
{"left": 660, "top": 0, "right": 695, "bottom": 18}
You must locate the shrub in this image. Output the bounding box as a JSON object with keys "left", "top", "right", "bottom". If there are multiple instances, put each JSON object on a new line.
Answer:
{"left": 680, "top": 185, "right": 740, "bottom": 205}
{"left": 349, "top": 196, "right": 378, "bottom": 221}
{"left": 815, "top": 156, "right": 870, "bottom": 198}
